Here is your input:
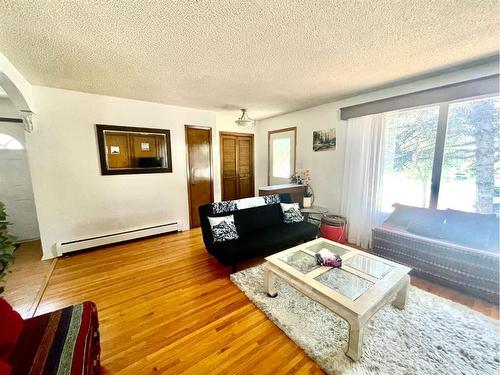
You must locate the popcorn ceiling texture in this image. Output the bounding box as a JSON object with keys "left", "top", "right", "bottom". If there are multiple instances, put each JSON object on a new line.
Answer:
{"left": 0, "top": 0, "right": 498, "bottom": 119}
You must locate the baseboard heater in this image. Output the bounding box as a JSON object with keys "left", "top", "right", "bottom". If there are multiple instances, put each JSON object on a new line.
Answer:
{"left": 56, "top": 221, "right": 180, "bottom": 256}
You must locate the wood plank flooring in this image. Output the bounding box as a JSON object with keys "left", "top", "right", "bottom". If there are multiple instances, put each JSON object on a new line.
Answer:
{"left": 31, "top": 229, "right": 498, "bottom": 374}
{"left": 3, "top": 240, "right": 56, "bottom": 318}
{"left": 37, "top": 229, "right": 324, "bottom": 374}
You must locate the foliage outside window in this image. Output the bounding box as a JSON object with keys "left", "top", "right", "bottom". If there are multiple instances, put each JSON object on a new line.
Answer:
{"left": 381, "top": 106, "right": 439, "bottom": 211}
{"left": 438, "top": 97, "right": 499, "bottom": 215}
{"left": 380, "top": 95, "right": 499, "bottom": 216}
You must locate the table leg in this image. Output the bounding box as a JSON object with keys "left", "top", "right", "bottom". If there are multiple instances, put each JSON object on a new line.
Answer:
{"left": 303, "top": 212, "right": 310, "bottom": 223}
{"left": 264, "top": 266, "right": 277, "bottom": 297}
{"left": 392, "top": 274, "right": 410, "bottom": 310}
{"left": 345, "top": 319, "right": 364, "bottom": 361}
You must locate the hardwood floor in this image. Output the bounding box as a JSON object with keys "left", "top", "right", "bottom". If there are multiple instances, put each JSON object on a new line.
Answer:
{"left": 37, "top": 229, "right": 324, "bottom": 374}
{"left": 3, "top": 240, "right": 56, "bottom": 319}
{"left": 31, "top": 229, "right": 498, "bottom": 374}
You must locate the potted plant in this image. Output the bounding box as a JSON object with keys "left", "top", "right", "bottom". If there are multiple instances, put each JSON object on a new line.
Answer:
{"left": 0, "top": 201, "right": 16, "bottom": 294}
{"left": 299, "top": 170, "right": 314, "bottom": 208}
{"left": 303, "top": 187, "right": 314, "bottom": 208}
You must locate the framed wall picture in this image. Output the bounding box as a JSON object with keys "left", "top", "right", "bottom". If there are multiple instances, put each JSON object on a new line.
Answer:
{"left": 96, "top": 124, "right": 173, "bottom": 175}
{"left": 313, "top": 128, "right": 336, "bottom": 151}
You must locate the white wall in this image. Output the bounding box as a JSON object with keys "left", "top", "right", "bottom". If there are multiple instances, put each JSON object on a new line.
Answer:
{"left": 256, "top": 105, "right": 346, "bottom": 211}
{"left": 0, "top": 98, "right": 21, "bottom": 118}
{"left": 0, "top": 52, "right": 34, "bottom": 112}
{"left": 27, "top": 86, "right": 216, "bottom": 259}
{"left": 256, "top": 61, "right": 499, "bottom": 214}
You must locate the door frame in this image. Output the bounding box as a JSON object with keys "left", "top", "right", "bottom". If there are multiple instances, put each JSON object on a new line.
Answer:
{"left": 268, "top": 127, "right": 297, "bottom": 185}
{"left": 219, "top": 131, "right": 255, "bottom": 200}
{"left": 185, "top": 125, "right": 214, "bottom": 229}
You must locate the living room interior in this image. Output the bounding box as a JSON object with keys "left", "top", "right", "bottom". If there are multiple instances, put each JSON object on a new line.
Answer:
{"left": 0, "top": 1, "right": 498, "bottom": 374}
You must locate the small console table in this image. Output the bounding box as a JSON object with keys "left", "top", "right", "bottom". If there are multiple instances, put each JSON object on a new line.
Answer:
{"left": 301, "top": 205, "right": 328, "bottom": 226}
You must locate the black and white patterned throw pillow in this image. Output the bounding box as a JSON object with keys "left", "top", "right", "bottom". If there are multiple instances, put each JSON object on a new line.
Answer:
{"left": 280, "top": 203, "right": 304, "bottom": 224}
{"left": 212, "top": 201, "right": 238, "bottom": 214}
{"left": 208, "top": 215, "right": 239, "bottom": 242}
{"left": 263, "top": 194, "right": 281, "bottom": 205}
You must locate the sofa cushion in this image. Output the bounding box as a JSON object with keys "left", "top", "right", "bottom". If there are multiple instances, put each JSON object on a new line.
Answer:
{"left": 385, "top": 203, "right": 431, "bottom": 227}
{"left": 441, "top": 209, "right": 497, "bottom": 250}
{"left": 406, "top": 211, "right": 446, "bottom": 239}
{"left": 234, "top": 203, "right": 284, "bottom": 236}
{"left": 208, "top": 215, "right": 239, "bottom": 242}
{"left": 489, "top": 221, "right": 499, "bottom": 252}
{"left": 211, "top": 222, "right": 318, "bottom": 264}
{"left": 242, "top": 222, "right": 317, "bottom": 250}
{"left": 0, "top": 298, "right": 23, "bottom": 360}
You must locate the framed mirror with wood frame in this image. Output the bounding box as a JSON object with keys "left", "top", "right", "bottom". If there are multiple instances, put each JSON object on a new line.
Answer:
{"left": 96, "top": 124, "right": 173, "bottom": 175}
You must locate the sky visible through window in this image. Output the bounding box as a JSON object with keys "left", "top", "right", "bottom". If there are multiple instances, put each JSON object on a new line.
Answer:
{"left": 0, "top": 133, "right": 23, "bottom": 150}
{"left": 272, "top": 138, "right": 291, "bottom": 178}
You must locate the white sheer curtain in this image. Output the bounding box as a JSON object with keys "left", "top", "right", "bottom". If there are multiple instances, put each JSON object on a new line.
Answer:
{"left": 340, "top": 113, "right": 386, "bottom": 248}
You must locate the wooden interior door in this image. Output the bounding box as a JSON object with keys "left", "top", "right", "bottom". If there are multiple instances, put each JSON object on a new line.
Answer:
{"left": 220, "top": 132, "right": 254, "bottom": 200}
{"left": 237, "top": 136, "right": 254, "bottom": 198}
{"left": 185, "top": 126, "right": 214, "bottom": 228}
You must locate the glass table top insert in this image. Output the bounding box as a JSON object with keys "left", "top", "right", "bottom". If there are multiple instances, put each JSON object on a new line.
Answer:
{"left": 315, "top": 268, "right": 373, "bottom": 300}
{"left": 279, "top": 250, "right": 320, "bottom": 273}
{"left": 344, "top": 254, "right": 394, "bottom": 279}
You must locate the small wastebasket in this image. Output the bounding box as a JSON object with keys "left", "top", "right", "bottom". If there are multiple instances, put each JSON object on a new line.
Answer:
{"left": 320, "top": 215, "right": 347, "bottom": 244}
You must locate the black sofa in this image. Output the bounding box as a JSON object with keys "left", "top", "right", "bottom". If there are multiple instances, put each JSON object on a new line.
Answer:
{"left": 199, "top": 194, "right": 318, "bottom": 271}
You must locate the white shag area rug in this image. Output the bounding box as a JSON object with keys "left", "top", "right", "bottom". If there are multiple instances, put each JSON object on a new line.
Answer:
{"left": 230, "top": 264, "right": 499, "bottom": 375}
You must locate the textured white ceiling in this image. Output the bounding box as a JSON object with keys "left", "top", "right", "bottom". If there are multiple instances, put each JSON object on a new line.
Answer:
{"left": 0, "top": 1, "right": 498, "bottom": 119}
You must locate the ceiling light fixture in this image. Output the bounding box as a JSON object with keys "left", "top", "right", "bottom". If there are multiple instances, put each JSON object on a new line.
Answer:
{"left": 235, "top": 108, "right": 255, "bottom": 127}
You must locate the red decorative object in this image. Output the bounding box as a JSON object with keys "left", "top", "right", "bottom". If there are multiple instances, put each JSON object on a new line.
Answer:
{"left": 320, "top": 215, "right": 347, "bottom": 244}
{"left": 0, "top": 298, "right": 23, "bottom": 360}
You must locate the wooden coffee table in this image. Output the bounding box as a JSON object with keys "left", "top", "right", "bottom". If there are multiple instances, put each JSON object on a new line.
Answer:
{"left": 264, "top": 238, "right": 411, "bottom": 361}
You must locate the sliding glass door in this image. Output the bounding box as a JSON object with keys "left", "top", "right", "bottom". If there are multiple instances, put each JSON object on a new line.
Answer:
{"left": 438, "top": 96, "right": 499, "bottom": 215}
{"left": 381, "top": 106, "right": 439, "bottom": 212}
{"left": 380, "top": 95, "right": 499, "bottom": 215}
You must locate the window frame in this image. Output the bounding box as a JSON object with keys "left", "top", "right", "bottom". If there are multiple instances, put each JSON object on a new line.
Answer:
{"left": 398, "top": 93, "right": 499, "bottom": 210}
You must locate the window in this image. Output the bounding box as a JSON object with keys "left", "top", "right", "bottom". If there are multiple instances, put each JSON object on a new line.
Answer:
{"left": 272, "top": 138, "right": 291, "bottom": 178}
{"left": 381, "top": 106, "right": 439, "bottom": 212}
{"left": 380, "top": 95, "right": 500, "bottom": 216}
{"left": 438, "top": 97, "right": 500, "bottom": 215}
{"left": 0, "top": 133, "right": 23, "bottom": 150}
{"left": 268, "top": 127, "right": 296, "bottom": 185}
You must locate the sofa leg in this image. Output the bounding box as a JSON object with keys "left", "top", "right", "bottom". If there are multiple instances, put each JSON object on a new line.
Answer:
{"left": 231, "top": 263, "right": 237, "bottom": 273}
